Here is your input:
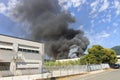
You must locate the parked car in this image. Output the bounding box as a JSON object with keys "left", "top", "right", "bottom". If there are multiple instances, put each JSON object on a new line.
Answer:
{"left": 114, "top": 64, "right": 120, "bottom": 69}
{"left": 110, "top": 64, "right": 120, "bottom": 69}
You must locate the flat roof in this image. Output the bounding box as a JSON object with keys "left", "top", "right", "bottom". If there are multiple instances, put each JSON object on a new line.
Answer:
{"left": 0, "top": 34, "right": 43, "bottom": 44}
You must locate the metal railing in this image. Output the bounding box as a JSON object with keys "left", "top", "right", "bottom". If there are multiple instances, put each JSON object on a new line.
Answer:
{"left": 44, "top": 63, "right": 110, "bottom": 78}
{"left": 0, "top": 64, "right": 110, "bottom": 80}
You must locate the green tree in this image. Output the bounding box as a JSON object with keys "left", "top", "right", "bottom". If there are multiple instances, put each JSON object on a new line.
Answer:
{"left": 80, "top": 45, "right": 118, "bottom": 64}
{"left": 102, "top": 48, "right": 118, "bottom": 64}
{"left": 88, "top": 45, "right": 104, "bottom": 64}
{"left": 80, "top": 54, "right": 99, "bottom": 65}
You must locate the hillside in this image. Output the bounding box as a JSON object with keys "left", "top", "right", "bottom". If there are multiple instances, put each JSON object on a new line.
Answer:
{"left": 111, "top": 46, "right": 120, "bottom": 55}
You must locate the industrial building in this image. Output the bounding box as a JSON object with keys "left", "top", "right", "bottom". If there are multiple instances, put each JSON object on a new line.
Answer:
{"left": 117, "top": 55, "right": 120, "bottom": 64}
{"left": 0, "top": 34, "right": 44, "bottom": 76}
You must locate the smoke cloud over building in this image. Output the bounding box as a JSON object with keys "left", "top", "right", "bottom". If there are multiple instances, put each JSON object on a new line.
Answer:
{"left": 9, "top": 0, "right": 89, "bottom": 59}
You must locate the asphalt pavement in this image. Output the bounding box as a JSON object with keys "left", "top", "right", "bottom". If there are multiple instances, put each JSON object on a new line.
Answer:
{"left": 70, "top": 69, "right": 120, "bottom": 80}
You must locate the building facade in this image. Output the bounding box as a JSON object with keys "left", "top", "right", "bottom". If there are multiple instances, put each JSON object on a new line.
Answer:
{"left": 0, "top": 34, "right": 44, "bottom": 75}
{"left": 117, "top": 55, "right": 120, "bottom": 64}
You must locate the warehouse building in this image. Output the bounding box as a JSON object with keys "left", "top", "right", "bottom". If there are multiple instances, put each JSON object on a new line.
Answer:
{"left": 0, "top": 34, "right": 44, "bottom": 76}
{"left": 117, "top": 55, "right": 120, "bottom": 64}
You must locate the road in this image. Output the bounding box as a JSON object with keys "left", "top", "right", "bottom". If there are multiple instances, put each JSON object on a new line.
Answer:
{"left": 71, "top": 69, "right": 120, "bottom": 80}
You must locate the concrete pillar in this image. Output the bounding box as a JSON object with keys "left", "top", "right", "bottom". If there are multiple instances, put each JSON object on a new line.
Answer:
{"left": 13, "top": 43, "right": 18, "bottom": 53}
{"left": 10, "top": 60, "right": 16, "bottom": 75}
{"left": 10, "top": 43, "right": 18, "bottom": 75}
{"left": 39, "top": 44, "right": 44, "bottom": 73}
{"left": 38, "top": 61, "right": 42, "bottom": 73}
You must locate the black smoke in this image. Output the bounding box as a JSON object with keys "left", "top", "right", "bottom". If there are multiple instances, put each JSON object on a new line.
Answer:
{"left": 10, "top": 0, "right": 89, "bottom": 59}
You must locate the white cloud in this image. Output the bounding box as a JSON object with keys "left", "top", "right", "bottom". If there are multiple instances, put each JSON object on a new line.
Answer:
{"left": 90, "top": 0, "right": 100, "bottom": 14}
{"left": 97, "top": 31, "right": 110, "bottom": 38}
{"left": 8, "top": 0, "right": 18, "bottom": 9}
{"left": 85, "top": 30, "right": 110, "bottom": 46}
{"left": 58, "top": 0, "right": 86, "bottom": 11}
{"left": 71, "top": 0, "right": 81, "bottom": 8}
{"left": 90, "top": 0, "right": 111, "bottom": 18}
{"left": 100, "top": 14, "right": 111, "bottom": 23}
{"left": 59, "top": 0, "right": 72, "bottom": 11}
{"left": 114, "top": 0, "right": 120, "bottom": 15}
{"left": 70, "top": 0, "right": 86, "bottom": 8}
{"left": 59, "top": 0, "right": 71, "bottom": 11}
{"left": 70, "top": 12, "right": 75, "bottom": 17}
{"left": 58, "top": 0, "right": 67, "bottom": 4}
{"left": 0, "top": 0, "right": 18, "bottom": 17}
{"left": 99, "top": 0, "right": 109, "bottom": 12}
{"left": 0, "top": 3, "right": 7, "bottom": 14}
{"left": 78, "top": 25, "right": 84, "bottom": 30}
{"left": 100, "top": 33, "right": 110, "bottom": 38}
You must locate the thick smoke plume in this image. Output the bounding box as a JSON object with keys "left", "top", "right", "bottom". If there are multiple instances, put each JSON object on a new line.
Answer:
{"left": 10, "top": 0, "right": 89, "bottom": 59}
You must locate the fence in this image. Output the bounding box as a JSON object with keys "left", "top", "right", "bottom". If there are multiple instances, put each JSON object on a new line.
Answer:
{"left": 0, "top": 64, "right": 110, "bottom": 80}
{"left": 44, "top": 63, "right": 109, "bottom": 78}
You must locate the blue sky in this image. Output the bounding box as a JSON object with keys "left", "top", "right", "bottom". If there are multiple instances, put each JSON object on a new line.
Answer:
{"left": 0, "top": 0, "right": 120, "bottom": 48}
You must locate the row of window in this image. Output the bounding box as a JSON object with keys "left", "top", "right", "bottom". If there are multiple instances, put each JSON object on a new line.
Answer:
{"left": 0, "top": 41, "right": 13, "bottom": 51}
{"left": 0, "top": 62, "right": 10, "bottom": 71}
{"left": 0, "top": 48, "right": 12, "bottom": 51}
{"left": 0, "top": 47, "right": 39, "bottom": 54}
{"left": 0, "top": 42, "right": 40, "bottom": 54}
{"left": 118, "top": 57, "right": 120, "bottom": 59}
{"left": 18, "top": 48, "right": 39, "bottom": 53}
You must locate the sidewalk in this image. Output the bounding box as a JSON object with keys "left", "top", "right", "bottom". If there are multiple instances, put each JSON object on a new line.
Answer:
{"left": 56, "top": 69, "right": 113, "bottom": 80}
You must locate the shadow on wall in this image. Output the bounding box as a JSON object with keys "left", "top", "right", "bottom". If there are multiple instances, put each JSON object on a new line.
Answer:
{"left": 51, "top": 77, "right": 56, "bottom": 80}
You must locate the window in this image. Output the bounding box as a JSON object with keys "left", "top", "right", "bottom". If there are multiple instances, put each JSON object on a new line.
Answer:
{"left": 18, "top": 48, "right": 39, "bottom": 53}
{"left": 18, "top": 48, "right": 22, "bottom": 51}
{"left": 0, "top": 62, "right": 10, "bottom": 71}
{"left": 0, "top": 41, "right": 13, "bottom": 51}
{"left": 35, "top": 51, "right": 39, "bottom": 53}
{"left": 18, "top": 44, "right": 39, "bottom": 53}
{"left": 0, "top": 48, "right": 12, "bottom": 51}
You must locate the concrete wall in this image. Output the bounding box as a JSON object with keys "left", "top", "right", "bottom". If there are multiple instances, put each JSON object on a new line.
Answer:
{"left": 56, "top": 58, "right": 80, "bottom": 62}
{"left": 0, "top": 64, "right": 110, "bottom": 80}
{"left": 0, "top": 34, "right": 44, "bottom": 62}
{"left": 117, "top": 59, "right": 120, "bottom": 63}
{"left": 0, "top": 35, "right": 44, "bottom": 56}
{"left": 0, "top": 50, "right": 16, "bottom": 62}
{"left": 0, "top": 34, "right": 44, "bottom": 75}
{"left": 117, "top": 55, "right": 120, "bottom": 63}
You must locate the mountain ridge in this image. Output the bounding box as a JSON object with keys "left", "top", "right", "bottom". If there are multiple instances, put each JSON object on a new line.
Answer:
{"left": 111, "top": 46, "right": 120, "bottom": 55}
